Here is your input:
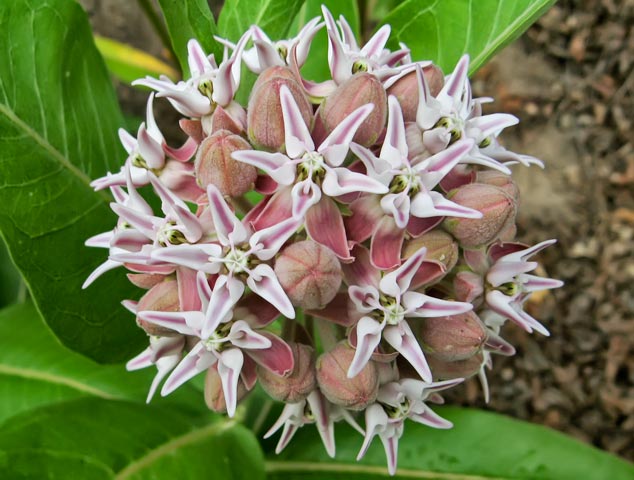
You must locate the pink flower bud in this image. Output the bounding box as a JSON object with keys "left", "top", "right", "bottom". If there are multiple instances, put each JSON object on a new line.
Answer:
{"left": 402, "top": 229, "right": 458, "bottom": 287}
{"left": 419, "top": 311, "right": 487, "bottom": 362}
{"left": 274, "top": 240, "right": 342, "bottom": 310}
{"left": 247, "top": 66, "right": 312, "bottom": 151}
{"left": 387, "top": 64, "right": 444, "bottom": 122}
{"left": 443, "top": 183, "right": 517, "bottom": 248}
{"left": 194, "top": 129, "right": 257, "bottom": 197}
{"left": 475, "top": 170, "right": 520, "bottom": 202}
{"left": 427, "top": 351, "right": 485, "bottom": 381}
{"left": 257, "top": 342, "right": 316, "bottom": 403}
{"left": 316, "top": 342, "right": 379, "bottom": 410}
{"left": 136, "top": 280, "right": 180, "bottom": 336}
{"left": 316, "top": 73, "right": 387, "bottom": 147}
{"left": 204, "top": 366, "right": 249, "bottom": 413}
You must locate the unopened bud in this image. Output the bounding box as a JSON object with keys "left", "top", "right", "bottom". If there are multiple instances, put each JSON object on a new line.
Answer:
{"left": 257, "top": 342, "right": 316, "bottom": 403}
{"left": 136, "top": 280, "right": 180, "bottom": 336}
{"left": 247, "top": 66, "right": 312, "bottom": 151}
{"left": 204, "top": 366, "right": 249, "bottom": 413}
{"left": 443, "top": 183, "right": 517, "bottom": 248}
{"left": 403, "top": 229, "right": 458, "bottom": 287}
{"left": 316, "top": 73, "right": 387, "bottom": 147}
{"left": 195, "top": 129, "right": 257, "bottom": 197}
{"left": 274, "top": 240, "right": 342, "bottom": 310}
{"left": 387, "top": 64, "right": 444, "bottom": 122}
{"left": 427, "top": 351, "right": 484, "bottom": 381}
{"left": 419, "top": 311, "right": 487, "bottom": 362}
{"left": 316, "top": 343, "right": 379, "bottom": 410}
{"left": 475, "top": 170, "right": 520, "bottom": 202}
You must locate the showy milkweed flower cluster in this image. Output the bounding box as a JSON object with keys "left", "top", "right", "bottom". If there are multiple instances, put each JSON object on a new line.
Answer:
{"left": 84, "top": 6, "right": 563, "bottom": 475}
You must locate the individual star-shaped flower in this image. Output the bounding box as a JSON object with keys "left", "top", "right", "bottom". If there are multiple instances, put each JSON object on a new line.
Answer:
{"left": 137, "top": 271, "right": 294, "bottom": 417}
{"left": 345, "top": 245, "right": 473, "bottom": 382}
{"left": 358, "top": 378, "right": 461, "bottom": 475}
{"left": 150, "top": 184, "right": 299, "bottom": 337}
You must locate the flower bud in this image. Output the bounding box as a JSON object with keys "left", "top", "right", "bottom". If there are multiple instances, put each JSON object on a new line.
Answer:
{"left": 387, "top": 64, "right": 444, "bottom": 122}
{"left": 403, "top": 229, "right": 458, "bottom": 286}
{"left": 204, "top": 366, "right": 249, "bottom": 413}
{"left": 257, "top": 342, "right": 316, "bottom": 403}
{"left": 427, "top": 351, "right": 484, "bottom": 381}
{"left": 316, "top": 342, "right": 379, "bottom": 410}
{"left": 419, "top": 311, "right": 487, "bottom": 362}
{"left": 475, "top": 170, "right": 520, "bottom": 202}
{"left": 274, "top": 240, "right": 342, "bottom": 310}
{"left": 443, "top": 183, "right": 517, "bottom": 248}
{"left": 195, "top": 129, "right": 257, "bottom": 197}
{"left": 247, "top": 66, "right": 312, "bottom": 151}
{"left": 316, "top": 73, "right": 387, "bottom": 147}
{"left": 136, "top": 280, "right": 180, "bottom": 336}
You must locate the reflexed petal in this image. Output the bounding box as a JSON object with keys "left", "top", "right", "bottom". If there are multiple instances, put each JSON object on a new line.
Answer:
{"left": 177, "top": 267, "right": 201, "bottom": 311}
{"left": 152, "top": 244, "right": 222, "bottom": 273}
{"left": 486, "top": 290, "right": 550, "bottom": 336}
{"left": 357, "top": 403, "right": 388, "bottom": 460}
{"left": 417, "top": 139, "right": 474, "bottom": 188}
{"left": 247, "top": 264, "right": 295, "bottom": 318}
{"left": 231, "top": 150, "right": 296, "bottom": 185}
{"left": 187, "top": 39, "right": 212, "bottom": 78}
{"left": 163, "top": 137, "right": 197, "bottom": 162}
{"left": 249, "top": 216, "right": 301, "bottom": 260}
{"left": 360, "top": 24, "right": 391, "bottom": 57}
{"left": 382, "top": 96, "right": 409, "bottom": 163}
{"left": 370, "top": 216, "right": 405, "bottom": 269}
{"left": 403, "top": 291, "right": 472, "bottom": 317}
{"left": 348, "top": 316, "right": 384, "bottom": 378}
{"left": 118, "top": 128, "right": 137, "bottom": 154}
{"left": 380, "top": 432, "right": 400, "bottom": 476}
{"left": 161, "top": 343, "right": 214, "bottom": 396}
{"left": 322, "top": 167, "right": 388, "bottom": 197}
{"left": 217, "top": 348, "right": 245, "bottom": 417}
{"left": 82, "top": 259, "right": 121, "bottom": 289}
{"left": 342, "top": 245, "right": 380, "bottom": 288}
{"left": 383, "top": 323, "right": 432, "bottom": 382}
{"left": 440, "top": 54, "right": 469, "bottom": 103}
{"left": 137, "top": 310, "right": 201, "bottom": 336}
{"left": 110, "top": 203, "right": 156, "bottom": 238}
{"left": 410, "top": 406, "right": 453, "bottom": 429}
{"left": 245, "top": 332, "right": 294, "bottom": 376}
{"left": 137, "top": 123, "right": 165, "bottom": 170}
{"left": 307, "top": 390, "right": 335, "bottom": 458}
{"left": 319, "top": 104, "right": 374, "bottom": 166}
{"left": 499, "top": 239, "right": 557, "bottom": 263}
{"left": 345, "top": 194, "right": 384, "bottom": 243}
{"left": 280, "top": 85, "right": 314, "bottom": 157}
{"left": 322, "top": 5, "right": 351, "bottom": 85}
{"left": 228, "top": 320, "right": 272, "bottom": 350}
{"left": 110, "top": 229, "right": 148, "bottom": 251}
{"left": 429, "top": 191, "right": 482, "bottom": 218}
{"left": 126, "top": 347, "right": 153, "bottom": 371}
{"left": 305, "top": 197, "right": 351, "bottom": 260}
{"left": 487, "top": 260, "right": 538, "bottom": 287}
{"left": 207, "top": 184, "right": 248, "bottom": 245}
{"left": 520, "top": 274, "right": 564, "bottom": 292}
{"left": 379, "top": 245, "right": 427, "bottom": 297}
{"left": 202, "top": 274, "right": 245, "bottom": 338}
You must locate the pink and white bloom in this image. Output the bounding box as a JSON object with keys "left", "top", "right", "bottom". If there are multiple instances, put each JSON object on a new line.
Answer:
{"left": 151, "top": 184, "right": 298, "bottom": 336}
{"left": 138, "top": 271, "right": 293, "bottom": 417}
{"left": 321, "top": 5, "right": 410, "bottom": 86}
{"left": 358, "top": 378, "right": 461, "bottom": 475}
{"left": 264, "top": 390, "right": 363, "bottom": 457}
{"left": 414, "top": 58, "right": 541, "bottom": 172}
{"left": 346, "top": 246, "right": 473, "bottom": 382}
{"left": 133, "top": 31, "right": 250, "bottom": 118}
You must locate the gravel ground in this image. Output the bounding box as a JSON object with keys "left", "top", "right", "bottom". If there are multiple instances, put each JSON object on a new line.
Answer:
{"left": 82, "top": 0, "right": 634, "bottom": 461}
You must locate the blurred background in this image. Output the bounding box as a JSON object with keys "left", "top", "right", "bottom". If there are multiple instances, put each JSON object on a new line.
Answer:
{"left": 2, "top": 0, "right": 631, "bottom": 461}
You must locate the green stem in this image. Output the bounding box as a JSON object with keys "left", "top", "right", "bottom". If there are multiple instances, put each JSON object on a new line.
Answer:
{"left": 136, "top": 0, "right": 176, "bottom": 61}
{"left": 233, "top": 195, "right": 254, "bottom": 215}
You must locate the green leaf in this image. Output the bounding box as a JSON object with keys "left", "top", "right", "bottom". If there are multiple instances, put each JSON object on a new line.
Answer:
{"left": 265, "top": 407, "right": 634, "bottom": 479}
{"left": 382, "top": 0, "right": 556, "bottom": 73}
{"left": 157, "top": 0, "right": 222, "bottom": 77}
{"left": 0, "top": 238, "right": 21, "bottom": 308}
{"left": 290, "top": 0, "right": 360, "bottom": 83}
{"left": 0, "top": 398, "right": 265, "bottom": 479}
{"left": 218, "top": 0, "right": 305, "bottom": 42}
{"left": 0, "top": 0, "right": 146, "bottom": 362}
{"left": 95, "top": 35, "right": 179, "bottom": 83}
{"left": 0, "top": 302, "right": 204, "bottom": 425}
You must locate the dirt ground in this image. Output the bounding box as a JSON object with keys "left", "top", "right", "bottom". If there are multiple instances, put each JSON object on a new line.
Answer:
{"left": 82, "top": 0, "right": 634, "bottom": 461}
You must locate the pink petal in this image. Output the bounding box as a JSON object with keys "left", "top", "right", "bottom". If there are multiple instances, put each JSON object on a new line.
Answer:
{"left": 486, "top": 290, "right": 550, "bottom": 336}
{"left": 152, "top": 244, "right": 222, "bottom": 274}
{"left": 161, "top": 343, "right": 214, "bottom": 396}
{"left": 342, "top": 245, "right": 380, "bottom": 288}
{"left": 202, "top": 274, "right": 244, "bottom": 338}
{"left": 136, "top": 310, "right": 200, "bottom": 336}
{"left": 402, "top": 291, "right": 473, "bottom": 317}
{"left": 384, "top": 323, "right": 432, "bottom": 382}
{"left": 187, "top": 39, "right": 211, "bottom": 78}
{"left": 247, "top": 264, "right": 295, "bottom": 318}
{"left": 217, "top": 348, "right": 245, "bottom": 417}
{"left": 207, "top": 184, "right": 248, "bottom": 245}
{"left": 345, "top": 194, "right": 384, "bottom": 243}
{"left": 137, "top": 123, "right": 165, "bottom": 170}
{"left": 231, "top": 150, "right": 296, "bottom": 186}
{"left": 110, "top": 229, "right": 148, "bottom": 251}
{"left": 381, "top": 96, "right": 408, "bottom": 163}
{"left": 305, "top": 197, "right": 351, "bottom": 260}
{"left": 406, "top": 216, "right": 443, "bottom": 237}
{"left": 280, "top": 85, "right": 314, "bottom": 157}
{"left": 163, "top": 137, "right": 198, "bottom": 162}
{"left": 228, "top": 320, "right": 272, "bottom": 350}
{"left": 357, "top": 404, "right": 388, "bottom": 460}
{"left": 441, "top": 54, "right": 469, "bottom": 101}
{"left": 249, "top": 216, "right": 300, "bottom": 261}
{"left": 177, "top": 267, "right": 201, "bottom": 311}
{"left": 245, "top": 332, "right": 294, "bottom": 376}
{"left": 361, "top": 24, "right": 391, "bottom": 57}
{"left": 348, "top": 316, "right": 384, "bottom": 378}
{"left": 251, "top": 188, "right": 294, "bottom": 230}
{"left": 318, "top": 104, "right": 374, "bottom": 166}
{"left": 410, "top": 407, "right": 453, "bottom": 429}
{"left": 370, "top": 216, "right": 405, "bottom": 269}
{"left": 380, "top": 433, "right": 399, "bottom": 476}
{"left": 487, "top": 261, "right": 538, "bottom": 287}
{"left": 322, "top": 167, "right": 388, "bottom": 197}
{"left": 307, "top": 390, "right": 335, "bottom": 458}
{"left": 379, "top": 245, "right": 427, "bottom": 297}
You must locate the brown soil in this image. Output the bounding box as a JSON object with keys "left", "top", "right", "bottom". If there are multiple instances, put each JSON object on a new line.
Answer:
{"left": 82, "top": 0, "right": 634, "bottom": 461}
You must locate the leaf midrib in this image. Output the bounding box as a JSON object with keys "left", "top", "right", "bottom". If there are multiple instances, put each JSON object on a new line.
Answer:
{"left": 0, "top": 102, "right": 111, "bottom": 204}
{"left": 264, "top": 460, "right": 510, "bottom": 480}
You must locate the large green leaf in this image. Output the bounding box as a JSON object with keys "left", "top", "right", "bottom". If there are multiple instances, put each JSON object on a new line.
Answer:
{"left": 0, "top": 0, "right": 145, "bottom": 362}
{"left": 265, "top": 407, "right": 634, "bottom": 479}
{"left": 218, "top": 0, "right": 305, "bottom": 42}
{"left": 0, "top": 398, "right": 265, "bottom": 479}
{"left": 0, "top": 303, "right": 204, "bottom": 424}
{"left": 0, "top": 238, "right": 21, "bottom": 308}
{"left": 290, "top": 0, "right": 360, "bottom": 83}
{"left": 157, "top": 0, "right": 222, "bottom": 77}
{"left": 382, "top": 0, "right": 556, "bottom": 73}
